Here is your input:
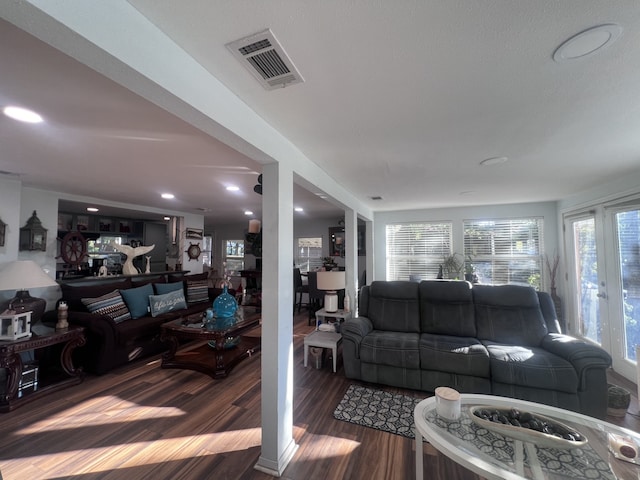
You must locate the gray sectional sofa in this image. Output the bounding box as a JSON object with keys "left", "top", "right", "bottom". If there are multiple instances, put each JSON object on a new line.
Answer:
{"left": 342, "top": 280, "right": 612, "bottom": 419}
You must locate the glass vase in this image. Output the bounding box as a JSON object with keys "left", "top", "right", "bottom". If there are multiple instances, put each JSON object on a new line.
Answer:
{"left": 213, "top": 285, "right": 238, "bottom": 329}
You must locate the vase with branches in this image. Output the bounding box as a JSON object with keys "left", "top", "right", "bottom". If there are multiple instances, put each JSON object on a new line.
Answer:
{"left": 545, "top": 253, "right": 560, "bottom": 293}
{"left": 545, "top": 253, "right": 563, "bottom": 326}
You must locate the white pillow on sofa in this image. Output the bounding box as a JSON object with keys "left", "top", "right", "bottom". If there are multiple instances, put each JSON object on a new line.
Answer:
{"left": 149, "top": 290, "right": 187, "bottom": 317}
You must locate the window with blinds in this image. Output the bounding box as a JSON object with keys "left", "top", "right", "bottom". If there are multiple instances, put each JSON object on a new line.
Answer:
{"left": 386, "top": 222, "right": 452, "bottom": 281}
{"left": 224, "top": 239, "right": 244, "bottom": 275}
{"left": 463, "top": 218, "right": 544, "bottom": 287}
{"left": 296, "top": 237, "right": 323, "bottom": 272}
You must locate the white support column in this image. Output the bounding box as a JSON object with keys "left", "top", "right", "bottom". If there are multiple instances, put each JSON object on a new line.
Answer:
{"left": 344, "top": 210, "right": 358, "bottom": 312}
{"left": 364, "top": 219, "right": 374, "bottom": 283}
{"left": 254, "top": 162, "right": 298, "bottom": 476}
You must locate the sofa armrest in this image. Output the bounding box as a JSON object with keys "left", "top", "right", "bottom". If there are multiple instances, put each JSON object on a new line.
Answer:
{"left": 541, "top": 333, "right": 612, "bottom": 388}
{"left": 343, "top": 316, "right": 373, "bottom": 338}
{"left": 342, "top": 316, "right": 373, "bottom": 357}
{"left": 69, "top": 311, "right": 118, "bottom": 340}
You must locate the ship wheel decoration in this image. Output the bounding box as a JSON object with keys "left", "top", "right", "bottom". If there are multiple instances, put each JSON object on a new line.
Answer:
{"left": 186, "top": 242, "right": 202, "bottom": 261}
{"left": 58, "top": 231, "right": 89, "bottom": 265}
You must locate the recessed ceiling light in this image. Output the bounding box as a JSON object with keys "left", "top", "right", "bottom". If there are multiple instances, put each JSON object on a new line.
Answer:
{"left": 161, "top": 193, "right": 175, "bottom": 199}
{"left": 480, "top": 156, "right": 508, "bottom": 166}
{"left": 244, "top": 210, "right": 253, "bottom": 215}
{"left": 226, "top": 185, "right": 240, "bottom": 192}
{"left": 553, "top": 24, "right": 622, "bottom": 62}
{"left": 294, "top": 207, "right": 304, "bottom": 212}
{"left": 86, "top": 207, "right": 99, "bottom": 212}
{"left": 3, "top": 106, "right": 43, "bottom": 123}
{"left": 163, "top": 216, "right": 171, "bottom": 221}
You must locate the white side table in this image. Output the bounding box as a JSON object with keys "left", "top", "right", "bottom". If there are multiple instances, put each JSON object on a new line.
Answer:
{"left": 314, "top": 308, "right": 352, "bottom": 330}
{"left": 303, "top": 331, "right": 342, "bottom": 373}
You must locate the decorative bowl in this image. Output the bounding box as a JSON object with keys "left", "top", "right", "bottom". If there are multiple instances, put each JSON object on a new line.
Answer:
{"left": 469, "top": 405, "right": 588, "bottom": 449}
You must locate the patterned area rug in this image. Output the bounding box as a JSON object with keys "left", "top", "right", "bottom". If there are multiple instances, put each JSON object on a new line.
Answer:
{"left": 333, "top": 384, "right": 427, "bottom": 438}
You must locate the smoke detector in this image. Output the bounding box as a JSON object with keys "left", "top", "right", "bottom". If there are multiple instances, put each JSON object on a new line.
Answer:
{"left": 226, "top": 29, "right": 304, "bottom": 90}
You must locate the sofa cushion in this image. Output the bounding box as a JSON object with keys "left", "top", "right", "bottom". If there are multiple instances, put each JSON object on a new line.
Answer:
{"left": 367, "top": 281, "right": 421, "bottom": 333}
{"left": 115, "top": 315, "right": 166, "bottom": 345}
{"left": 81, "top": 290, "right": 131, "bottom": 323}
{"left": 419, "top": 280, "right": 476, "bottom": 337}
{"left": 473, "top": 284, "right": 548, "bottom": 347}
{"left": 149, "top": 290, "right": 187, "bottom": 317}
{"left": 186, "top": 279, "right": 210, "bottom": 304}
{"left": 419, "top": 333, "right": 489, "bottom": 377}
{"left": 484, "top": 341, "right": 578, "bottom": 393}
{"left": 154, "top": 281, "right": 185, "bottom": 295}
{"left": 120, "top": 283, "right": 154, "bottom": 319}
{"left": 360, "top": 331, "right": 420, "bottom": 369}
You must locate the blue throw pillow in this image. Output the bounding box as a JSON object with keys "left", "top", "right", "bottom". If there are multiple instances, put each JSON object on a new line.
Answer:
{"left": 154, "top": 281, "right": 184, "bottom": 295}
{"left": 120, "top": 283, "right": 154, "bottom": 319}
{"left": 149, "top": 290, "right": 187, "bottom": 317}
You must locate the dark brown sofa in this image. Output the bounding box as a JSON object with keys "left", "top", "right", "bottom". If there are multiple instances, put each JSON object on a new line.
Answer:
{"left": 45, "top": 273, "right": 232, "bottom": 374}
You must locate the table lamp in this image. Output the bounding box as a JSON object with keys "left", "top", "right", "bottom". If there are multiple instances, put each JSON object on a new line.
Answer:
{"left": 317, "top": 271, "right": 345, "bottom": 313}
{"left": 0, "top": 260, "right": 58, "bottom": 325}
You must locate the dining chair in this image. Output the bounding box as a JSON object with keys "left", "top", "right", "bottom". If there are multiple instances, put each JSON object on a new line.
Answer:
{"left": 294, "top": 268, "right": 309, "bottom": 314}
{"left": 306, "top": 271, "right": 325, "bottom": 325}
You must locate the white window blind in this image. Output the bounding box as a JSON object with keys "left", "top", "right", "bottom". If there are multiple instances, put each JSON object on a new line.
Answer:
{"left": 463, "top": 218, "right": 544, "bottom": 287}
{"left": 296, "top": 237, "right": 323, "bottom": 272}
{"left": 386, "top": 222, "right": 452, "bottom": 281}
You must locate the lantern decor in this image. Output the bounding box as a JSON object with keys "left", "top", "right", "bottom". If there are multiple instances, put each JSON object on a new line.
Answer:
{"left": 19, "top": 210, "right": 47, "bottom": 251}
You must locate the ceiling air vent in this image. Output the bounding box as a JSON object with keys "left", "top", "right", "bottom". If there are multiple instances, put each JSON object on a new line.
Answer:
{"left": 226, "top": 29, "right": 304, "bottom": 90}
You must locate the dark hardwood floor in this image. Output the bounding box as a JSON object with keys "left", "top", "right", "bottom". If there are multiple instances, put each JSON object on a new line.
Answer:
{"left": 0, "top": 312, "right": 638, "bottom": 480}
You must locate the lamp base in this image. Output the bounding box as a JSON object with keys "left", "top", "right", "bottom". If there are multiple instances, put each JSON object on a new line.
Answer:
{"left": 9, "top": 290, "right": 46, "bottom": 325}
{"left": 324, "top": 292, "right": 338, "bottom": 313}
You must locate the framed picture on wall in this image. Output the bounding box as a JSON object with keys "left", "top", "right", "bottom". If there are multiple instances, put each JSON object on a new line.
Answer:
{"left": 329, "top": 225, "right": 366, "bottom": 256}
{"left": 0, "top": 217, "right": 6, "bottom": 247}
{"left": 185, "top": 228, "right": 204, "bottom": 239}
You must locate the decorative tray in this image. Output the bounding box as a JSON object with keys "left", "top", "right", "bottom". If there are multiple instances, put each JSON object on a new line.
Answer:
{"left": 469, "top": 405, "right": 588, "bottom": 449}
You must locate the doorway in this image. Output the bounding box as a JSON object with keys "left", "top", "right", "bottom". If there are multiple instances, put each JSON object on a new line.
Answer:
{"left": 564, "top": 201, "right": 640, "bottom": 382}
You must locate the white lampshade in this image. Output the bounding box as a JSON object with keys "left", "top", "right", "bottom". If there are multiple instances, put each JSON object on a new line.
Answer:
{"left": 316, "top": 271, "right": 345, "bottom": 291}
{"left": 0, "top": 261, "right": 58, "bottom": 324}
{"left": 248, "top": 219, "right": 261, "bottom": 234}
{"left": 317, "top": 271, "right": 345, "bottom": 313}
{"left": 0, "top": 261, "right": 57, "bottom": 291}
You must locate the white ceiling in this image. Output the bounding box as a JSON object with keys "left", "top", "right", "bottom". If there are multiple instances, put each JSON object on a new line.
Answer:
{"left": 2, "top": 2, "right": 640, "bottom": 228}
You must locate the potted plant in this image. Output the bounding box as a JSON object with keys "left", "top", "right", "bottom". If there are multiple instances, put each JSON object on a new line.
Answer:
{"left": 322, "top": 256, "right": 338, "bottom": 271}
{"left": 464, "top": 255, "right": 477, "bottom": 283}
{"left": 442, "top": 253, "right": 463, "bottom": 279}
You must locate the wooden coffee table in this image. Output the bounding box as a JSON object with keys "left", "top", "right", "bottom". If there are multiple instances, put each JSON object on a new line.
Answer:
{"left": 414, "top": 393, "right": 640, "bottom": 480}
{"left": 160, "top": 308, "right": 261, "bottom": 379}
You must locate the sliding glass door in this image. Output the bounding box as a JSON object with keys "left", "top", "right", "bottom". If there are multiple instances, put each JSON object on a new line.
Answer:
{"left": 565, "top": 214, "right": 607, "bottom": 346}
{"left": 609, "top": 206, "right": 640, "bottom": 379}
{"left": 564, "top": 202, "right": 640, "bottom": 382}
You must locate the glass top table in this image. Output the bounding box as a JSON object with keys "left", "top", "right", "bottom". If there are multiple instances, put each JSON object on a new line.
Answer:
{"left": 414, "top": 394, "right": 640, "bottom": 480}
{"left": 160, "top": 307, "right": 261, "bottom": 379}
